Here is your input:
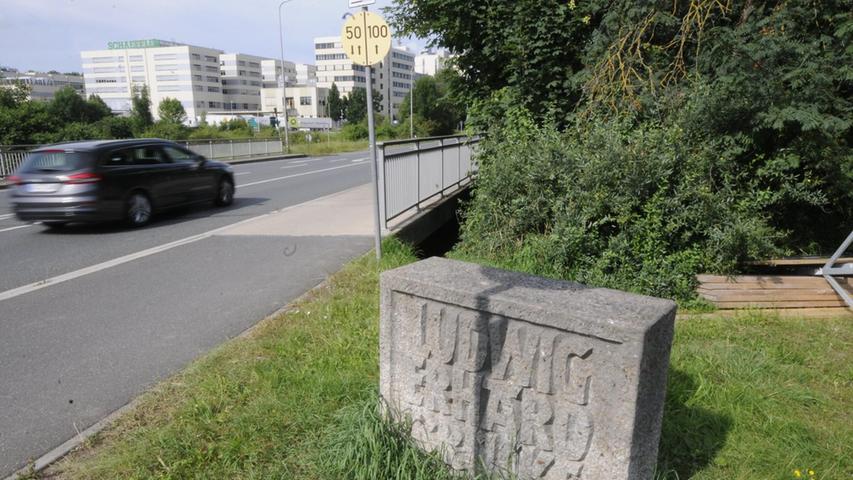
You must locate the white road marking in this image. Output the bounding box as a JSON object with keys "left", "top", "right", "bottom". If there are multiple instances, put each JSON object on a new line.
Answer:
{"left": 0, "top": 213, "right": 14, "bottom": 220}
{"left": 242, "top": 162, "right": 366, "bottom": 188}
{"left": 0, "top": 224, "right": 30, "bottom": 233}
{"left": 280, "top": 164, "right": 307, "bottom": 170}
{"left": 234, "top": 172, "right": 251, "bottom": 176}
{"left": 0, "top": 183, "right": 370, "bottom": 304}
{"left": 351, "top": 157, "right": 368, "bottom": 163}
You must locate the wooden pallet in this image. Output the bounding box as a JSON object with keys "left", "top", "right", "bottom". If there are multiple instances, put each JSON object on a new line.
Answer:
{"left": 697, "top": 274, "right": 853, "bottom": 310}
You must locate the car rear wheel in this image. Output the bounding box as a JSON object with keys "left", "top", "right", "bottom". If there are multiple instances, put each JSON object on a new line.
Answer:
{"left": 214, "top": 177, "right": 234, "bottom": 206}
{"left": 126, "top": 192, "right": 152, "bottom": 227}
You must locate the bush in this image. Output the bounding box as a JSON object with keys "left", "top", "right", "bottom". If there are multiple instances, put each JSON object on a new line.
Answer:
{"left": 341, "top": 121, "right": 369, "bottom": 141}
{"left": 454, "top": 104, "right": 792, "bottom": 301}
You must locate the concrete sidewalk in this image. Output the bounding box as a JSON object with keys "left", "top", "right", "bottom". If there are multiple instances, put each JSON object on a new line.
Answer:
{"left": 221, "top": 183, "right": 373, "bottom": 237}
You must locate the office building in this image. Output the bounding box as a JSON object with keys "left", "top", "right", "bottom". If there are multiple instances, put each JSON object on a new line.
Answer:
{"left": 261, "top": 85, "right": 328, "bottom": 119}
{"left": 0, "top": 68, "right": 85, "bottom": 101}
{"left": 414, "top": 49, "right": 452, "bottom": 76}
{"left": 295, "top": 64, "right": 317, "bottom": 85}
{"left": 80, "top": 39, "right": 225, "bottom": 124}
{"left": 261, "top": 59, "right": 297, "bottom": 88}
{"left": 219, "top": 53, "right": 267, "bottom": 112}
{"left": 313, "top": 36, "right": 414, "bottom": 121}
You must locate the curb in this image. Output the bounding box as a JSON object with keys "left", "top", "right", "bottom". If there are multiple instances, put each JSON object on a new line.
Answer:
{"left": 0, "top": 154, "right": 308, "bottom": 191}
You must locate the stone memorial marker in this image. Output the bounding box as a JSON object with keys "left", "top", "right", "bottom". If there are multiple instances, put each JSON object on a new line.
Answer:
{"left": 379, "top": 257, "right": 677, "bottom": 480}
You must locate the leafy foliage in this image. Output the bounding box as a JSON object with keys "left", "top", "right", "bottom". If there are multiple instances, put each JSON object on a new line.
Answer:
{"left": 157, "top": 97, "right": 187, "bottom": 125}
{"left": 393, "top": 0, "right": 852, "bottom": 300}
{"left": 328, "top": 83, "right": 345, "bottom": 123}
{"left": 130, "top": 85, "right": 153, "bottom": 132}
{"left": 345, "top": 88, "right": 383, "bottom": 124}
{"left": 398, "top": 71, "right": 464, "bottom": 136}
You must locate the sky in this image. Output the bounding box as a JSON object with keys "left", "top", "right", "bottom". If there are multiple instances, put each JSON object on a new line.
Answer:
{"left": 0, "top": 0, "right": 428, "bottom": 73}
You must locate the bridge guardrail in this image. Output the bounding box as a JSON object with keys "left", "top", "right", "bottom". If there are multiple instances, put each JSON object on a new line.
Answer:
{"left": 378, "top": 134, "right": 481, "bottom": 228}
{"left": 0, "top": 138, "right": 286, "bottom": 178}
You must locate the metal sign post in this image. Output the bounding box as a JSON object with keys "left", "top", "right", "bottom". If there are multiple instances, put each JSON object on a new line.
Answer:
{"left": 341, "top": 7, "right": 392, "bottom": 260}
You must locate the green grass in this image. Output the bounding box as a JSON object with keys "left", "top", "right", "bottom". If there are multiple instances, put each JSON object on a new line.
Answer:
{"left": 289, "top": 139, "right": 368, "bottom": 156}
{"left": 48, "top": 242, "right": 852, "bottom": 480}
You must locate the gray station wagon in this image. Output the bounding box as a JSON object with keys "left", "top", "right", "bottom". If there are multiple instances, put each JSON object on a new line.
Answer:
{"left": 9, "top": 139, "right": 236, "bottom": 228}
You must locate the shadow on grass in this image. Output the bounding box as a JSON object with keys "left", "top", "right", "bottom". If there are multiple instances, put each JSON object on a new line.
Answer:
{"left": 655, "top": 368, "right": 732, "bottom": 479}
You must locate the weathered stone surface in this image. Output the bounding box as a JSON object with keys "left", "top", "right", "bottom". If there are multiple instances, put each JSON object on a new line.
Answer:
{"left": 379, "top": 257, "right": 677, "bottom": 480}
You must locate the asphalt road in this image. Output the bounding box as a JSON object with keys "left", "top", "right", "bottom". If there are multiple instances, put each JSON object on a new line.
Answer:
{"left": 0, "top": 151, "right": 373, "bottom": 477}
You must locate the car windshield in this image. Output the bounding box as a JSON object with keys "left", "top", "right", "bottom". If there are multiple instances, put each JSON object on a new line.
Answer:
{"left": 19, "top": 150, "right": 88, "bottom": 173}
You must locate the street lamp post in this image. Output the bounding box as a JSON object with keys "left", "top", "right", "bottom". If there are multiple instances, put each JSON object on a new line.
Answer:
{"left": 278, "top": 0, "right": 292, "bottom": 153}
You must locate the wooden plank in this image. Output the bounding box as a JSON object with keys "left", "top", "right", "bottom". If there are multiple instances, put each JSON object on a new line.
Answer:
{"left": 697, "top": 274, "right": 852, "bottom": 287}
{"left": 699, "top": 289, "right": 844, "bottom": 302}
{"left": 679, "top": 307, "right": 853, "bottom": 320}
{"left": 697, "top": 279, "right": 844, "bottom": 290}
{"left": 716, "top": 300, "right": 848, "bottom": 309}
{"left": 745, "top": 257, "right": 853, "bottom": 267}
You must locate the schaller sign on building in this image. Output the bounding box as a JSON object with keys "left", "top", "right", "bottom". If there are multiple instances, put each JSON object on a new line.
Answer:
{"left": 380, "top": 258, "right": 677, "bottom": 479}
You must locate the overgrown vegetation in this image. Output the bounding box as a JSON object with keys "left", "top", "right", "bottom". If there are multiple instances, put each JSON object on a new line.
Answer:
{"left": 47, "top": 239, "right": 851, "bottom": 479}
{"left": 390, "top": 0, "right": 852, "bottom": 301}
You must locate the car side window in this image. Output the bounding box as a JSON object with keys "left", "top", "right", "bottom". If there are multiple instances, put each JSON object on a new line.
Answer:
{"left": 131, "top": 146, "right": 166, "bottom": 165}
{"left": 104, "top": 149, "right": 132, "bottom": 166}
{"left": 163, "top": 146, "right": 197, "bottom": 164}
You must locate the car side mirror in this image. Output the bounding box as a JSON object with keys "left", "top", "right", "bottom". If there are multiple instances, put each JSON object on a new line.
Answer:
{"left": 195, "top": 155, "right": 206, "bottom": 164}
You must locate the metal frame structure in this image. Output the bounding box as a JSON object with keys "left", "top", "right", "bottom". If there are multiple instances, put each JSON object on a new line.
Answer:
{"left": 377, "top": 134, "right": 481, "bottom": 229}
{"left": 818, "top": 229, "right": 853, "bottom": 308}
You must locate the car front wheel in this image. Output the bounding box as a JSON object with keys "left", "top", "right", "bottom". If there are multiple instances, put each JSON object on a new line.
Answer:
{"left": 214, "top": 177, "right": 234, "bottom": 206}
{"left": 126, "top": 192, "right": 152, "bottom": 227}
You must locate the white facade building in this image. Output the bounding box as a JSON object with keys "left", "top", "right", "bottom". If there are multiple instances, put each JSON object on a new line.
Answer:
{"left": 0, "top": 69, "right": 85, "bottom": 101}
{"left": 219, "top": 53, "right": 268, "bottom": 112}
{"left": 261, "top": 85, "right": 328, "bottom": 119}
{"left": 80, "top": 39, "right": 224, "bottom": 124}
{"left": 313, "top": 36, "right": 414, "bottom": 121}
{"left": 261, "top": 59, "right": 297, "bottom": 88}
{"left": 414, "top": 49, "right": 452, "bottom": 76}
{"left": 295, "top": 64, "right": 317, "bottom": 85}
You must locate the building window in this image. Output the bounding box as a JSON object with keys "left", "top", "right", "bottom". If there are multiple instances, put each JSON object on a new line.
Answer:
{"left": 238, "top": 60, "right": 246, "bottom": 66}
{"left": 300, "top": 96, "right": 312, "bottom": 105}
{"left": 208, "top": 86, "right": 220, "bottom": 93}
{"left": 191, "top": 53, "right": 201, "bottom": 60}
{"left": 193, "top": 74, "right": 202, "bottom": 81}
{"left": 208, "top": 101, "right": 221, "bottom": 108}
{"left": 131, "top": 75, "right": 145, "bottom": 82}
{"left": 205, "top": 66, "right": 218, "bottom": 73}
{"left": 315, "top": 53, "right": 348, "bottom": 61}
{"left": 156, "top": 75, "right": 181, "bottom": 81}
{"left": 205, "top": 55, "right": 218, "bottom": 62}
{"left": 91, "top": 56, "right": 123, "bottom": 63}
{"left": 248, "top": 62, "right": 260, "bottom": 68}
{"left": 206, "top": 76, "right": 219, "bottom": 83}
{"left": 154, "top": 53, "right": 178, "bottom": 61}
{"left": 129, "top": 55, "right": 144, "bottom": 62}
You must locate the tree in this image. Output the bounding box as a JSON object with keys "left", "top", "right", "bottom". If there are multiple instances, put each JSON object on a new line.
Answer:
{"left": 345, "top": 88, "right": 383, "bottom": 124}
{"left": 158, "top": 97, "right": 187, "bottom": 124}
{"left": 86, "top": 95, "right": 112, "bottom": 120}
{"left": 327, "top": 83, "right": 344, "bottom": 122}
{"left": 130, "top": 85, "right": 153, "bottom": 130}
{"left": 398, "top": 73, "right": 463, "bottom": 136}
{"left": 0, "top": 81, "right": 30, "bottom": 109}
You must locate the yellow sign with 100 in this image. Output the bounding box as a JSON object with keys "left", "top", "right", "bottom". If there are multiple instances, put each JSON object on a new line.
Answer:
{"left": 341, "top": 11, "right": 392, "bottom": 67}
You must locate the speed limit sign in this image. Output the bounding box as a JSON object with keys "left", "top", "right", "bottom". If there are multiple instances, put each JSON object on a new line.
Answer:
{"left": 341, "top": 11, "right": 392, "bottom": 66}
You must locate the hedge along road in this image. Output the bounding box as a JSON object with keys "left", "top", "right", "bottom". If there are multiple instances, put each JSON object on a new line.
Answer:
{"left": 0, "top": 150, "right": 372, "bottom": 477}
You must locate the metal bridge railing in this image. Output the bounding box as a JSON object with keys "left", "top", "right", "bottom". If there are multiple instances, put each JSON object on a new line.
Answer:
{"left": 378, "top": 134, "right": 481, "bottom": 228}
{"left": 0, "top": 138, "right": 286, "bottom": 178}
